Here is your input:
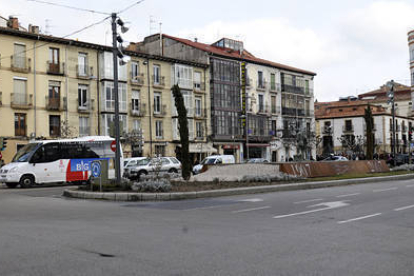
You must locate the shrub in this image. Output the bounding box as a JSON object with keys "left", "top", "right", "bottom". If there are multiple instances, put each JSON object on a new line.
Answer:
{"left": 132, "top": 178, "right": 172, "bottom": 193}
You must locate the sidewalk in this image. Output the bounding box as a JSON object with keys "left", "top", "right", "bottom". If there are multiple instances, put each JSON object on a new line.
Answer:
{"left": 63, "top": 173, "right": 414, "bottom": 202}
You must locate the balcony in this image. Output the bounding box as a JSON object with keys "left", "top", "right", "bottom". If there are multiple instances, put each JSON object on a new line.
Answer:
{"left": 194, "top": 108, "right": 207, "bottom": 119}
{"left": 76, "top": 65, "right": 93, "bottom": 79}
{"left": 194, "top": 82, "right": 206, "bottom": 92}
{"left": 363, "top": 124, "right": 377, "bottom": 133}
{"left": 130, "top": 103, "right": 146, "bottom": 117}
{"left": 152, "top": 75, "right": 165, "bottom": 87}
{"left": 271, "top": 105, "right": 281, "bottom": 115}
{"left": 11, "top": 56, "right": 31, "bottom": 73}
{"left": 256, "top": 80, "right": 267, "bottom": 91}
{"left": 77, "top": 99, "right": 95, "bottom": 113}
{"left": 304, "top": 88, "right": 314, "bottom": 97}
{"left": 45, "top": 96, "right": 67, "bottom": 111}
{"left": 342, "top": 125, "right": 354, "bottom": 133}
{"left": 257, "top": 104, "right": 270, "bottom": 115}
{"left": 282, "top": 84, "right": 305, "bottom": 95}
{"left": 47, "top": 61, "right": 65, "bottom": 75}
{"left": 269, "top": 83, "right": 281, "bottom": 92}
{"left": 130, "top": 73, "right": 145, "bottom": 86}
{"left": 153, "top": 104, "right": 167, "bottom": 117}
{"left": 11, "top": 93, "right": 33, "bottom": 109}
{"left": 282, "top": 107, "right": 297, "bottom": 116}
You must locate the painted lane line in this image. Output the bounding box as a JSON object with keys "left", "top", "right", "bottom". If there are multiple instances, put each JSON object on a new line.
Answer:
{"left": 337, "top": 213, "right": 382, "bottom": 224}
{"left": 394, "top": 204, "right": 414, "bottom": 211}
{"left": 406, "top": 184, "right": 414, "bottom": 188}
{"left": 336, "top": 193, "right": 360, "bottom": 198}
{"left": 294, "top": 198, "right": 323, "bottom": 204}
{"left": 274, "top": 201, "right": 349, "bottom": 219}
{"left": 232, "top": 206, "right": 271, "bottom": 214}
{"left": 238, "top": 198, "right": 263, "bottom": 203}
{"left": 373, "top": 187, "right": 397, "bottom": 193}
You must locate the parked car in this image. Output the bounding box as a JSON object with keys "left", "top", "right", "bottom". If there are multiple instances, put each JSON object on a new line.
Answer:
{"left": 129, "top": 157, "right": 181, "bottom": 180}
{"left": 193, "top": 155, "right": 235, "bottom": 175}
{"left": 123, "top": 157, "right": 147, "bottom": 179}
{"left": 322, "top": 155, "right": 349, "bottom": 161}
{"left": 246, "top": 158, "right": 269, "bottom": 163}
{"left": 387, "top": 154, "right": 410, "bottom": 166}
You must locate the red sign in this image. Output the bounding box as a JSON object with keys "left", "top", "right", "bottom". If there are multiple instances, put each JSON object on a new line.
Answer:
{"left": 110, "top": 141, "right": 116, "bottom": 152}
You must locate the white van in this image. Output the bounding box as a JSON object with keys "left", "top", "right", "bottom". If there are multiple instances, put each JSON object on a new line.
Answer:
{"left": 0, "top": 136, "right": 122, "bottom": 188}
{"left": 193, "top": 155, "right": 235, "bottom": 175}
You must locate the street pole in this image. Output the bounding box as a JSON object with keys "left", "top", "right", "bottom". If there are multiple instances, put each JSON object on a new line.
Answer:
{"left": 392, "top": 99, "right": 396, "bottom": 167}
{"left": 145, "top": 59, "right": 153, "bottom": 156}
{"left": 111, "top": 13, "right": 121, "bottom": 185}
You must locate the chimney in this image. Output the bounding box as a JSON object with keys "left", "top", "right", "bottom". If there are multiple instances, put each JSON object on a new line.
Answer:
{"left": 28, "top": 24, "right": 40, "bottom": 34}
{"left": 7, "top": 16, "right": 19, "bottom": 30}
{"left": 194, "top": 37, "right": 198, "bottom": 42}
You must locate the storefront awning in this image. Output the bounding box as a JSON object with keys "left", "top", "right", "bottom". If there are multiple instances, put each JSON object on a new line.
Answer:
{"left": 189, "top": 143, "right": 217, "bottom": 153}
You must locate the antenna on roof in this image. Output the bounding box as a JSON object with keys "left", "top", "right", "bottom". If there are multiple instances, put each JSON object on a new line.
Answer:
{"left": 45, "top": 19, "right": 51, "bottom": 35}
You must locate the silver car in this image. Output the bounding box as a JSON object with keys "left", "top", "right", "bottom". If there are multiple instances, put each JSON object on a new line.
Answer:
{"left": 129, "top": 157, "right": 181, "bottom": 180}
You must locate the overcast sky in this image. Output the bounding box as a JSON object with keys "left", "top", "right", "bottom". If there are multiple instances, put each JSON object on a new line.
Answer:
{"left": 2, "top": 0, "right": 414, "bottom": 101}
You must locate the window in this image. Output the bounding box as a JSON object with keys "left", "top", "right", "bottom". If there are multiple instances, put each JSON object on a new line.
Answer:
{"left": 155, "top": 121, "right": 163, "bottom": 138}
{"left": 195, "top": 97, "right": 202, "bottom": 116}
{"left": 174, "top": 64, "right": 193, "bottom": 89}
{"left": 32, "top": 143, "right": 61, "bottom": 163}
{"left": 78, "top": 84, "right": 88, "bottom": 109}
{"left": 194, "top": 71, "right": 202, "bottom": 90}
{"left": 131, "top": 61, "right": 139, "bottom": 79}
{"left": 133, "top": 119, "right": 141, "bottom": 132}
{"left": 48, "top": 47, "right": 60, "bottom": 73}
{"left": 258, "top": 94, "right": 264, "bottom": 112}
{"left": 103, "top": 82, "right": 127, "bottom": 112}
{"left": 196, "top": 121, "right": 204, "bottom": 138}
{"left": 153, "top": 65, "right": 160, "bottom": 84}
{"left": 154, "top": 92, "right": 162, "bottom": 114}
{"left": 79, "top": 117, "right": 90, "bottom": 136}
{"left": 181, "top": 91, "right": 193, "bottom": 116}
{"left": 271, "top": 96, "right": 277, "bottom": 113}
{"left": 271, "top": 120, "right": 277, "bottom": 136}
{"left": 78, "top": 53, "right": 88, "bottom": 76}
{"left": 155, "top": 145, "right": 165, "bottom": 157}
{"left": 132, "top": 90, "right": 140, "bottom": 113}
{"left": 49, "top": 115, "right": 61, "bottom": 137}
{"left": 345, "top": 120, "right": 352, "bottom": 131}
{"left": 270, "top": 73, "right": 276, "bottom": 90}
{"left": 13, "top": 43, "right": 26, "bottom": 69}
{"left": 14, "top": 113, "right": 26, "bottom": 136}
{"left": 258, "top": 71, "right": 264, "bottom": 88}
{"left": 13, "top": 78, "right": 27, "bottom": 105}
{"left": 48, "top": 81, "right": 61, "bottom": 109}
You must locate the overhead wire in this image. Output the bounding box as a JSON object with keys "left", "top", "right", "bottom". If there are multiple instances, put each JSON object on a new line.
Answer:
{"left": 26, "top": 0, "right": 111, "bottom": 15}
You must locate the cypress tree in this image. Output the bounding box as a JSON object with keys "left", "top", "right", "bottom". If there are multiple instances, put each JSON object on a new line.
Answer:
{"left": 172, "top": 85, "right": 191, "bottom": 180}
{"left": 364, "top": 104, "right": 374, "bottom": 160}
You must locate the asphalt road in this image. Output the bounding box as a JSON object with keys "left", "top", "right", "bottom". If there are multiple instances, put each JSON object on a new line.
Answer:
{"left": 1, "top": 179, "right": 414, "bottom": 276}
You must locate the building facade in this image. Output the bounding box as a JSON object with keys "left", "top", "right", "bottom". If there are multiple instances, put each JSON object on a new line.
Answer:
{"left": 0, "top": 18, "right": 211, "bottom": 163}
{"left": 135, "top": 34, "right": 316, "bottom": 162}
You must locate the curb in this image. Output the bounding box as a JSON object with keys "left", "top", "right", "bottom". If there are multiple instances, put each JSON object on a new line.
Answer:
{"left": 62, "top": 173, "right": 414, "bottom": 202}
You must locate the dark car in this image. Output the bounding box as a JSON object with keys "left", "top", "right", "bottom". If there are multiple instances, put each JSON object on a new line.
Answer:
{"left": 389, "top": 154, "right": 410, "bottom": 166}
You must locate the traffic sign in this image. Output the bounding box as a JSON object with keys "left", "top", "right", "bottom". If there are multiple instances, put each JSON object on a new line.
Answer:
{"left": 91, "top": 161, "right": 101, "bottom": 178}
{"left": 110, "top": 140, "right": 116, "bottom": 152}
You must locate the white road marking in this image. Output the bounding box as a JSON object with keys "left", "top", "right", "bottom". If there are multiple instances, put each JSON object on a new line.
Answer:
{"left": 336, "top": 193, "right": 360, "bottom": 198}
{"left": 394, "top": 204, "right": 414, "bottom": 211}
{"left": 274, "top": 201, "right": 349, "bottom": 219}
{"left": 238, "top": 198, "right": 264, "bottom": 203}
{"left": 337, "top": 213, "right": 382, "bottom": 224}
{"left": 373, "top": 187, "right": 397, "bottom": 193}
{"left": 406, "top": 184, "right": 414, "bottom": 188}
{"left": 232, "top": 206, "right": 271, "bottom": 214}
{"left": 294, "top": 198, "right": 323, "bottom": 204}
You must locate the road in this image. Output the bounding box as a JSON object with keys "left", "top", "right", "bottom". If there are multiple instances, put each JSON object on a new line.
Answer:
{"left": 1, "top": 179, "right": 414, "bottom": 276}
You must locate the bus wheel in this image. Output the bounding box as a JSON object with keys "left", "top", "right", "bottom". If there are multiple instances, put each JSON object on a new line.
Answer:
{"left": 5, "top": 183, "right": 18, "bottom": 189}
{"left": 20, "top": 175, "right": 35, "bottom": 188}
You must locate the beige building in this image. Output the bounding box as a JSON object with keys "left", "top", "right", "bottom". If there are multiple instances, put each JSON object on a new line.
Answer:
{"left": 0, "top": 17, "right": 211, "bottom": 163}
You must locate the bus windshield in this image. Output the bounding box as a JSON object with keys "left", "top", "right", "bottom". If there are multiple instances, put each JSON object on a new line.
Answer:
{"left": 12, "top": 143, "right": 40, "bottom": 163}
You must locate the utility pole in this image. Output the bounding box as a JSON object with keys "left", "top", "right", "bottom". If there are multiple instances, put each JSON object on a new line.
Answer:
{"left": 111, "top": 13, "right": 129, "bottom": 184}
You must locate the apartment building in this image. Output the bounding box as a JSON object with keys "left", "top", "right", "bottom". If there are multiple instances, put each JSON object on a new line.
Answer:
{"left": 135, "top": 34, "right": 316, "bottom": 162}
{"left": 0, "top": 17, "right": 210, "bottom": 163}
{"left": 408, "top": 29, "right": 414, "bottom": 114}
{"left": 315, "top": 98, "right": 414, "bottom": 157}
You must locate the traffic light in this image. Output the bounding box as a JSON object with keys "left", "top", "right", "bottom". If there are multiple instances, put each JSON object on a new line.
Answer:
{"left": 0, "top": 137, "right": 3, "bottom": 150}
{"left": 386, "top": 80, "right": 395, "bottom": 105}
{"left": 410, "top": 130, "right": 413, "bottom": 142}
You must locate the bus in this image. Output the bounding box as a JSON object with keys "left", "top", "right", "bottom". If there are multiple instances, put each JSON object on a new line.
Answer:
{"left": 0, "top": 136, "right": 122, "bottom": 188}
